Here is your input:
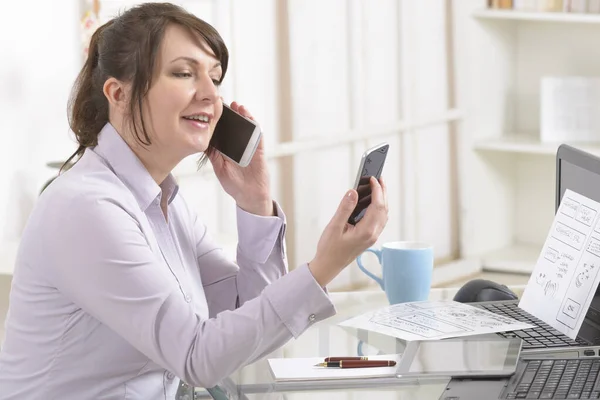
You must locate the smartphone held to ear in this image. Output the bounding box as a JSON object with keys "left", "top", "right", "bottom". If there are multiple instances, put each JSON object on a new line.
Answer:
{"left": 210, "top": 104, "right": 262, "bottom": 167}
{"left": 348, "top": 142, "right": 389, "bottom": 225}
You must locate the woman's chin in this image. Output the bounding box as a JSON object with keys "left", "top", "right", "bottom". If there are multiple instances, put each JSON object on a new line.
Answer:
{"left": 175, "top": 127, "right": 213, "bottom": 157}
{"left": 184, "top": 134, "right": 211, "bottom": 154}
{"left": 181, "top": 145, "right": 208, "bottom": 158}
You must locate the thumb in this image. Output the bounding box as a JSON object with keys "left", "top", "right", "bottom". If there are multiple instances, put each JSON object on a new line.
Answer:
{"left": 329, "top": 190, "right": 358, "bottom": 230}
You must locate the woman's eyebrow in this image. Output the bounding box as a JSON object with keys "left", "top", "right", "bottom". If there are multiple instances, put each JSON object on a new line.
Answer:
{"left": 170, "top": 56, "right": 197, "bottom": 64}
{"left": 170, "top": 56, "right": 222, "bottom": 71}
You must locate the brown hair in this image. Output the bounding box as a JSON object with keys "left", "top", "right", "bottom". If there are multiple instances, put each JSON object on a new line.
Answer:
{"left": 65, "top": 2, "right": 228, "bottom": 169}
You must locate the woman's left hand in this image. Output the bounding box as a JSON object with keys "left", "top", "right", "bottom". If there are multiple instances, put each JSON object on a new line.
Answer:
{"left": 208, "top": 101, "right": 273, "bottom": 216}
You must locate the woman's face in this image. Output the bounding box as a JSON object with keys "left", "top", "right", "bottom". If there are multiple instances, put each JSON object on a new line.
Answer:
{"left": 142, "top": 24, "right": 223, "bottom": 161}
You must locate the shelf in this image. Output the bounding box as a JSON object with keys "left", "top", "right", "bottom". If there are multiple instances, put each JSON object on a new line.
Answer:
{"left": 480, "top": 243, "right": 542, "bottom": 275}
{"left": 473, "top": 135, "right": 600, "bottom": 156}
{"left": 472, "top": 9, "right": 600, "bottom": 24}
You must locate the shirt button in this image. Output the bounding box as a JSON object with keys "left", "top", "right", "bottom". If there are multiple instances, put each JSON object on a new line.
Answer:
{"left": 308, "top": 314, "right": 316, "bottom": 323}
{"left": 184, "top": 294, "right": 191, "bottom": 303}
{"left": 166, "top": 372, "right": 175, "bottom": 380}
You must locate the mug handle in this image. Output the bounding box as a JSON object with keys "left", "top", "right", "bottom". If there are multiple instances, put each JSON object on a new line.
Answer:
{"left": 356, "top": 248, "right": 384, "bottom": 290}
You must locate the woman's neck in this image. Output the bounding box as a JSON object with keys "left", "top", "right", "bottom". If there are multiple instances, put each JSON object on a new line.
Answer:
{"left": 111, "top": 119, "right": 176, "bottom": 185}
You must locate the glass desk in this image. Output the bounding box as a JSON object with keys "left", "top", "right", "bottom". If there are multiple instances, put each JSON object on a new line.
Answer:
{"left": 193, "top": 285, "right": 526, "bottom": 400}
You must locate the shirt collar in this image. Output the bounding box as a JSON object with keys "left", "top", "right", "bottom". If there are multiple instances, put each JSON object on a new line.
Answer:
{"left": 92, "top": 122, "right": 179, "bottom": 211}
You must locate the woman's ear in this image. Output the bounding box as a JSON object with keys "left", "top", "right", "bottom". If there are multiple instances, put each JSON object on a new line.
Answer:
{"left": 103, "top": 77, "right": 129, "bottom": 112}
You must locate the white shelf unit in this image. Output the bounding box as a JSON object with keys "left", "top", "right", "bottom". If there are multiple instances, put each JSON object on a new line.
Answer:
{"left": 474, "top": 135, "right": 600, "bottom": 156}
{"left": 472, "top": 9, "right": 600, "bottom": 24}
{"left": 454, "top": 1, "right": 600, "bottom": 275}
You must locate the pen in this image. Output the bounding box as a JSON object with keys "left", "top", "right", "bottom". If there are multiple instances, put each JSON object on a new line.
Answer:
{"left": 314, "top": 360, "right": 396, "bottom": 368}
{"left": 324, "top": 356, "right": 368, "bottom": 362}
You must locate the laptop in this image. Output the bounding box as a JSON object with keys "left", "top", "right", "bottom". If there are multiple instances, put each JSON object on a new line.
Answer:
{"left": 470, "top": 144, "right": 600, "bottom": 353}
{"left": 440, "top": 347, "right": 600, "bottom": 399}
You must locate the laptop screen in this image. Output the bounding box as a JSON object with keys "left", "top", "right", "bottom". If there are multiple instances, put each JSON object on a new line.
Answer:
{"left": 557, "top": 146, "right": 600, "bottom": 339}
{"left": 557, "top": 159, "right": 600, "bottom": 211}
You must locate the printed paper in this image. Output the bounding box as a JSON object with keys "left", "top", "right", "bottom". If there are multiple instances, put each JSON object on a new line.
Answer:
{"left": 338, "top": 300, "right": 534, "bottom": 341}
{"left": 519, "top": 189, "right": 600, "bottom": 339}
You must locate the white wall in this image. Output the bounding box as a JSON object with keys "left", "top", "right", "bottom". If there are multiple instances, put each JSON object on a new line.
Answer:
{"left": 0, "top": 0, "right": 82, "bottom": 344}
{"left": 0, "top": 1, "right": 80, "bottom": 244}
{"left": 288, "top": 0, "right": 456, "bottom": 289}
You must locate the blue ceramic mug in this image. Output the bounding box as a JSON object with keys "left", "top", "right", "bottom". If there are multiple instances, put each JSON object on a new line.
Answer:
{"left": 357, "top": 241, "right": 434, "bottom": 304}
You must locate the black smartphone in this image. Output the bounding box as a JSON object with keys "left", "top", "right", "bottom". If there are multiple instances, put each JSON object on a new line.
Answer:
{"left": 348, "top": 142, "right": 389, "bottom": 225}
{"left": 210, "top": 104, "right": 262, "bottom": 167}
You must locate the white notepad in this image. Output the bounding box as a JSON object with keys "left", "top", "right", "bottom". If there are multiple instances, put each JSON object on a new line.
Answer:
{"left": 267, "top": 354, "right": 402, "bottom": 381}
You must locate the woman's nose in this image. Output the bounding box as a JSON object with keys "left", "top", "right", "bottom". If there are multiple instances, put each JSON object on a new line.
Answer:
{"left": 196, "top": 74, "right": 219, "bottom": 103}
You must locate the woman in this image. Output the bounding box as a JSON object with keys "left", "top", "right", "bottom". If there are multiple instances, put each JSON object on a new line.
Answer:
{"left": 0, "top": 3, "right": 388, "bottom": 399}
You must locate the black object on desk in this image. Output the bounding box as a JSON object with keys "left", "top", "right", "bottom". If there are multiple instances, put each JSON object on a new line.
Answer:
{"left": 453, "top": 279, "right": 518, "bottom": 303}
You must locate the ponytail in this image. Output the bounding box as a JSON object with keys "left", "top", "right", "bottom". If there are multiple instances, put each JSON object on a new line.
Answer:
{"left": 63, "top": 21, "right": 112, "bottom": 172}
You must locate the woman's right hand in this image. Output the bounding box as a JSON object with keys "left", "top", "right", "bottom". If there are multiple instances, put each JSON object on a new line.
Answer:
{"left": 308, "top": 176, "right": 388, "bottom": 287}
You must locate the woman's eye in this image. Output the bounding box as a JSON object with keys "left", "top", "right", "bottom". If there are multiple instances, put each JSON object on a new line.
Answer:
{"left": 212, "top": 79, "right": 221, "bottom": 87}
{"left": 173, "top": 72, "right": 193, "bottom": 78}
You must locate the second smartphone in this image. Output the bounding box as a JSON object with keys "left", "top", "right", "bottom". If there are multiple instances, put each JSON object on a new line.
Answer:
{"left": 210, "top": 104, "right": 262, "bottom": 167}
{"left": 348, "top": 142, "right": 389, "bottom": 225}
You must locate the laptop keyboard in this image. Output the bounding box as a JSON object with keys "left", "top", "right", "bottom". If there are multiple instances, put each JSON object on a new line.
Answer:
{"left": 506, "top": 359, "right": 600, "bottom": 399}
{"left": 478, "top": 302, "right": 588, "bottom": 349}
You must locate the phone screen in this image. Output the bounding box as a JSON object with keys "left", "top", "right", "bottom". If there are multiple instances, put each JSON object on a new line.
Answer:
{"left": 210, "top": 106, "right": 257, "bottom": 164}
{"left": 348, "top": 144, "right": 389, "bottom": 225}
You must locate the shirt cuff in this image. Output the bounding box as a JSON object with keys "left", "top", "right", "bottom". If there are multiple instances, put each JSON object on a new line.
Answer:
{"left": 264, "top": 263, "right": 336, "bottom": 339}
{"left": 236, "top": 201, "right": 286, "bottom": 264}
